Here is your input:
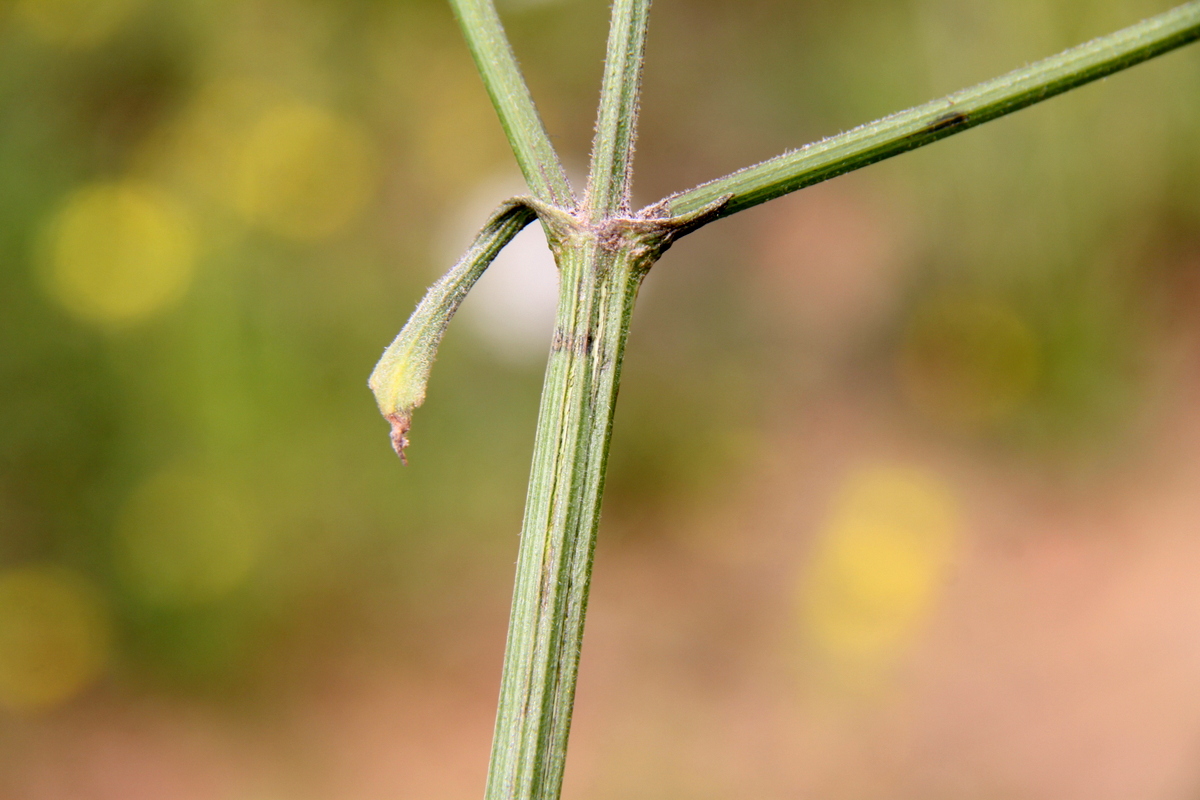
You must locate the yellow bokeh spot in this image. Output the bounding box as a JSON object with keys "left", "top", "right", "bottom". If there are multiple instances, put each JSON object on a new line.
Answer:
{"left": 799, "top": 465, "right": 959, "bottom": 668}
{"left": 898, "top": 294, "right": 1040, "bottom": 429}
{"left": 234, "top": 101, "right": 378, "bottom": 241}
{"left": 116, "top": 467, "right": 266, "bottom": 608}
{"left": 0, "top": 565, "right": 111, "bottom": 712}
{"left": 41, "top": 181, "right": 197, "bottom": 326}
{"left": 162, "top": 80, "right": 272, "bottom": 208}
{"left": 158, "top": 84, "right": 379, "bottom": 241}
{"left": 14, "top": 0, "right": 143, "bottom": 48}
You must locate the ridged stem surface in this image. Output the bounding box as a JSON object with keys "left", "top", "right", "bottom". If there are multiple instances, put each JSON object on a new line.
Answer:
{"left": 484, "top": 228, "right": 654, "bottom": 800}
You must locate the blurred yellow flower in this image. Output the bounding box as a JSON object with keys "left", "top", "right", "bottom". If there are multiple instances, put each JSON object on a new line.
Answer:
{"left": 14, "top": 0, "right": 144, "bottom": 48}
{"left": 233, "top": 101, "right": 378, "bottom": 241}
{"left": 40, "top": 181, "right": 197, "bottom": 327}
{"left": 798, "top": 464, "right": 959, "bottom": 675}
{"left": 0, "top": 565, "right": 111, "bottom": 712}
{"left": 162, "top": 80, "right": 273, "bottom": 210}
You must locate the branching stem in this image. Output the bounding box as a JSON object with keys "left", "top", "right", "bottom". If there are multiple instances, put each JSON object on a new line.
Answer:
{"left": 370, "top": 4, "right": 1200, "bottom": 800}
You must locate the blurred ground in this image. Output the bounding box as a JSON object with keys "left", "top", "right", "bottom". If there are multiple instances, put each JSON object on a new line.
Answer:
{"left": 2, "top": 0, "right": 1200, "bottom": 798}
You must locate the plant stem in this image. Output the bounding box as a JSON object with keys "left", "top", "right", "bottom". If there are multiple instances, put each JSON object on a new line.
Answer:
{"left": 378, "top": 3, "right": 1200, "bottom": 799}
{"left": 448, "top": 0, "right": 575, "bottom": 207}
{"left": 484, "top": 224, "right": 658, "bottom": 800}
{"left": 483, "top": 3, "right": 660, "bottom": 798}
{"left": 586, "top": 0, "right": 653, "bottom": 218}
{"left": 666, "top": 0, "right": 1200, "bottom": 220}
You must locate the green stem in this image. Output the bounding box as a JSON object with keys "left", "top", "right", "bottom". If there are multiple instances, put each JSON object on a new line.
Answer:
{"left": 586, "top": 0, "right": 653, "bottom": 219}
{"left": 484, "top": 226, "right": 656, "bottom": 800}
{"left": 448, "top": 0, "right": 575, "bottom": 207}
{"left": 484, "top": 3, "right": 660, "bottom": 796}
{"left": 481, "top": 196, "right": 726, "bottom": 800}
{"left": 666, "top": 0, "right": 1200, "bottom": 220}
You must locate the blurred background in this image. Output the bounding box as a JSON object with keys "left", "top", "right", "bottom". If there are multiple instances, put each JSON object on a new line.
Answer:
{"left": 2, "top": 0, "right": 1200, "bottom": 797}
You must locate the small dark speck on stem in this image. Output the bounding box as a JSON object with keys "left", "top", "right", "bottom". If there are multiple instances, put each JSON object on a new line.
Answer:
{"left": 924, "top": 110, "right": 970, "bottom": 135}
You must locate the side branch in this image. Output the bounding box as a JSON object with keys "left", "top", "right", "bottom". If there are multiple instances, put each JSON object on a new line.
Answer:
{"left": 665, "top": 1, "right": 1200, "bottom": 221}
{"left": 449, "top": 0, "right": 575, "bottom": 207}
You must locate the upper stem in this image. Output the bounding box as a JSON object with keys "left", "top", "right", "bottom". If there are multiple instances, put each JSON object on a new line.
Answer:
{"left": 665, "top": 0, "right": 1200, "bottom": 220}
{"left": 448, "top": 0, "right": 575, "bottom": 207}
{"left": 586, "top": 0, "right": 653, "bottom": 219}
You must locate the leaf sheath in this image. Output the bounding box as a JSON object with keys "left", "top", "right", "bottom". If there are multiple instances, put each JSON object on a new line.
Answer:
{"left": 368, "top": 200, "right": 537, "bottom": 461}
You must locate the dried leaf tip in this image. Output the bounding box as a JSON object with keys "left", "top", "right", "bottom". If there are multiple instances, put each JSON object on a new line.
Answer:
{"left": 369, "top": 321, "right": 432, "bottom": 465}
{"left": 387, "top": 412, "right": 412, "bottom": 465}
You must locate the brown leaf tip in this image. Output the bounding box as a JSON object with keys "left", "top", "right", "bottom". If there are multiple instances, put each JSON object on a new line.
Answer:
{"left": 386, "top": 412, "right": 412, "bottom": 465}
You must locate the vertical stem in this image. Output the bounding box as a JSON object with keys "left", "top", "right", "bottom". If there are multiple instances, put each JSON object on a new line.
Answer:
{"left": 484, "top": 232, "right": 652, "bottom": 800}
{"left": 482, "top": 1, "right": 660, "bottom": 794}
{"left": 586, "top": 0, "right": 653, "bottom": 219}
